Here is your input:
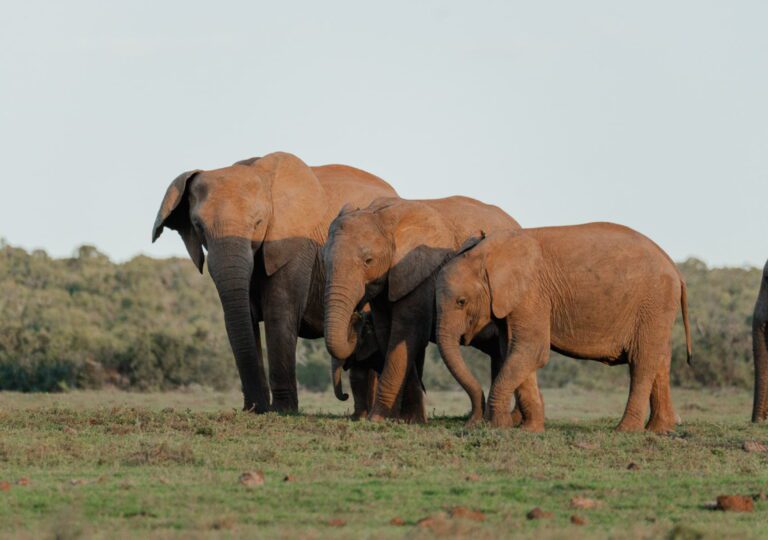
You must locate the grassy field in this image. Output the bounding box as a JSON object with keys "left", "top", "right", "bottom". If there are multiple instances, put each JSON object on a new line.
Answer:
{"left": 1, "top": 386, "right": 767, "bottom": 539}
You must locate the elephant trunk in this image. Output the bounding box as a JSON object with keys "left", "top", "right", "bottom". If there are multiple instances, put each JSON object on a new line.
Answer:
{"left": 437, "top": 321, "right": 485, "bottom": 422}
{"left": 324, "top": 282, "right": 363, "bottom": 361}
{"left": 207, "top": 237, "right": 270, "bottom": 413}
{"left": 332, "top": 356, "right": 349, "bottom": 401}
{"left": 752, "top": 280, "right": 768, "bottom": 422}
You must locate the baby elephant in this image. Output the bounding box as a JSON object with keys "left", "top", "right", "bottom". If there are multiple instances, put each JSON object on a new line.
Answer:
{"left": 435, "top": 223, "right": 692, "bottom": 433}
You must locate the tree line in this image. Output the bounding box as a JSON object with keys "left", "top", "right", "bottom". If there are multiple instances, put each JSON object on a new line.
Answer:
{"left": 0, "top": 240, "right": 761, "bottom": 393}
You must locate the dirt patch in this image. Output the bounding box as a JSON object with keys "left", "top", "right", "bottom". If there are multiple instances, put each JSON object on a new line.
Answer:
{"left": 716, "top": 495, "right": 754, "bottom": 512}
{"left": 527, "top": 508, "right": 553, "bottom": 520}
{"left": 570, "top": 496, "right": 600, "bottom": 509}
{"left": 0, "top": 481, "right": 10, "bottom": 492}
{"left": 417, "top": 512, "right": 451, "bottom": 533}
{"left": 449, "top": 506, "right": 486, "bottom": 522}
{"left": 570, "top": 515, "right": 586, "bottom": 525}
{"left": 327, "top": 518, "right": 346, "bottom": 527}
{"left": 389, "top": 517, "right": 406, "bottom": 526}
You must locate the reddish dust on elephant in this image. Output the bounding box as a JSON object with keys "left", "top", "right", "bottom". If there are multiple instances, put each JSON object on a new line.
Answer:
{"left": 435, "top": 222, "right": 693, "bottom": 433}
{"left": 152, "top": 152, "right": 395, "bottom": 415}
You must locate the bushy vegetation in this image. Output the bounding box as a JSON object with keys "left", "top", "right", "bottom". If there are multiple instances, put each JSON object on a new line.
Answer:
{"left": 0, "top": 240, "right": 762, "bottom": 393}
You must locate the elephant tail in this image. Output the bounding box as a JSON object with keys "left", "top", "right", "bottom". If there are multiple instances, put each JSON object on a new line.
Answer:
{"left": 680, "top": 280, "right": 693, "bottom": 365}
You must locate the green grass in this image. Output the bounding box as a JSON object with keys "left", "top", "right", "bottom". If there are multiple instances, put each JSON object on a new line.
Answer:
{"left": 1, "top": 386, "right": 767, "bottom": 539}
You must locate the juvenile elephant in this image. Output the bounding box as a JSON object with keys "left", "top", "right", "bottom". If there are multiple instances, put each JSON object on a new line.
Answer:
{"left": 435, "top": 223, "right": 693, "bottom": 433}
{"left": 323, "top": 196, "right": 539, "bottom": 423}
{"left": 753, "top": 260, "right": 768, "bottom": 422}
{"left": 152, "top": 152, "right": 396, "bottom": 414}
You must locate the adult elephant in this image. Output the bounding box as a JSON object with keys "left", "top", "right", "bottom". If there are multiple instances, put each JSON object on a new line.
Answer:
{"left": 753, "top": 260, "right": 768, "bottom": 422}
{"left": 152, "top": 152, "right": 397, "bottom": 414}
{"left": 323, "top": 196, "right": 539, "bottom": 423}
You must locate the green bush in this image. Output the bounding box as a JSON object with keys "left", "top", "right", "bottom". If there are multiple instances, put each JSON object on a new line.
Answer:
{"left": 0, "top": 239, "right": 762, "bottom": 393}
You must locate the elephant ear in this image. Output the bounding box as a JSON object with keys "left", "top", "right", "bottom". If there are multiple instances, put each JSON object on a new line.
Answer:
{"left": 152, "top": 170, "right": 205, "bottom": 273}
{"left": 485, "top": 232, "right": 539, "bottom": 319}
{"left": 254, "top": 153, "right": 327, "bottom": 276}
{"left": 388, "top": 205, "right": 455, "bottom": 302}
{"left": 456, "top": 230, "right": 486, "bottom": 256}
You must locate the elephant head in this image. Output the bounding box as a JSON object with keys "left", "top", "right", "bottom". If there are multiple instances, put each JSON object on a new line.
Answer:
{"left": 434, "top": 231, "right": 541, "bottom": 420}
{"left": 152, "top": 152, "right": 328, "bottom": 412}
{"left": 322, "top": 199, "right": 455, "bottom": 363}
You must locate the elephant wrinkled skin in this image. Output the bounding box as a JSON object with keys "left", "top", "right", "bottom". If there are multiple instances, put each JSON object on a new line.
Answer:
{"left": 435, "top": 223, "right": 693, "bottom": 433}
{"left": 152, "top": 152, "right": 395, "bottom": 414}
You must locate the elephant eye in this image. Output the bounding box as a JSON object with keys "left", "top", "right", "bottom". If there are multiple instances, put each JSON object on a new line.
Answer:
{"left": 363, "top": 256, "right": 374, "bottom": 266}
{"left": 456, "top": 297, "right": 467, "bottom": 308}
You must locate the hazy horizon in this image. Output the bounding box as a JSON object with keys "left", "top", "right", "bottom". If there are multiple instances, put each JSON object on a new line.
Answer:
{"left": 1, "top": 2, "right": 766, "bottom": 267}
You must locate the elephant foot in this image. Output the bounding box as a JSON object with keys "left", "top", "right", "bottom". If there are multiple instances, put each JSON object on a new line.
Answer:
{"left": 614, "top": 420, "right": 644, "bottom": 433}
{"left": 510, "top": 408, "right": 524, "bottom": 427}
{"left": 270, "top": 401, "right": 298, "bottom": 414}
{"left": 368, "top": 412, "right": 388, "bottom": 422}
{"left": 464, "top": 413, "right": 484, "bottom": 428}
{"left": 489, "top": 412, "right": 515, "bottom": 429}
{"left": 519, "top": 420, "right": 545, "bottom": 433}
{"left": 645, "top": 417, "right": 676, "bottom": 434}
{"left": 399, "top": 407, "right": 428, "bottom": 424}
{"left": 242, "top": 399, "right": 269, "bottom": 414}
{"left": 351, "top": 409, "right": 369, "bottom": 421}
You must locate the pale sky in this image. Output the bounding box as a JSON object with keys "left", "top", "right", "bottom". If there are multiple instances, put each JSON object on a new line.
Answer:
{"left": 1, "top": 1, "right": 766, "bottom": 267}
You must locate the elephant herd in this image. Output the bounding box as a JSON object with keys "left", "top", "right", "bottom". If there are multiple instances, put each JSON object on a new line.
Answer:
{"left": 153, "top": 151, "right": 768, "bottom": 432}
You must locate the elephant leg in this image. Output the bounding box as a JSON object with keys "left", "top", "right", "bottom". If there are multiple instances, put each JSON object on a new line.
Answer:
{"left": 349, "top": 364, "right": 372, "bottom": 420}
{"left": 513, "top": 374, "right": 544, "bottom": 429}
{"left": 369, "top": 290, "right": 429, "bottom": 422}
{"left": 399, "top": 348, "right": 427, "bottom": 424}
{"left": 616, "top": 348, "right": 662, "bottom": 432}
{"left": 263, "top": 315, "right": 299, "bottom": 412}
{"left": 367, "top": 369, "right": 378, "bottom": 412}
{"left": 487, "top": 344, "right": 548, "bottom": 431}
{"left": 491, "top": 354, "right": 520, "bottom": 426}
{"left": 261, "top": 264, "right": 312, "bottom": 413}
{"left": 646, "top": 348, "right": 676, "bottom": 434}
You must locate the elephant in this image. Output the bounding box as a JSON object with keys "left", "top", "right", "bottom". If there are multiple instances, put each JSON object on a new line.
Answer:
{"left": 322, "top": 195, "right": 541, "bottom": 423}
{"left": 753, "top": 260, "right": 768, "bottom": 422}
{"left": 152, "top": 151, "right": 397, "bottom": 414}
{"left": 434, "top": 223, "right": 693, "bottom": 433}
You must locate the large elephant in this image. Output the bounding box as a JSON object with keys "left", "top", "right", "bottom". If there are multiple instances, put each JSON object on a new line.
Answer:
{"left": 322, "top": 196, "right": 539, "bottom": 423}
{"left": 152, "top": 152, "right": 396, "bottom": 413}
{"left": 753, "top": 260, "right": 768, "bottom": 422}
{"left": 435, "top": 223, "right": 693, "bottom": 433}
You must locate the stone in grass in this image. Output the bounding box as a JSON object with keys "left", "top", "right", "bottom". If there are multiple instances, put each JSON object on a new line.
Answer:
{"left": 570, "top": 515, "right": 587, "bottom": 525}
{"left": 526, "top": 507, "right": 553, "bottom": 520}
{"left": 716, "top": 495, "right": 754, "bottom": 512}
{"left": 238, "top": 471, "right": 264, "bottom": 488}
{"left": 627, "top": 462, "right": 641, "bottom": 471}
